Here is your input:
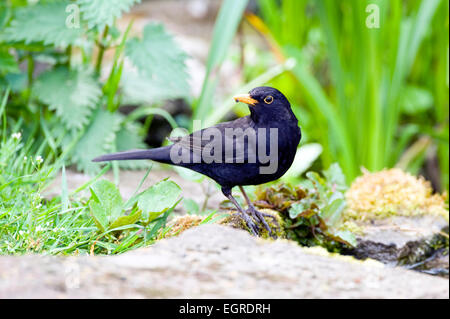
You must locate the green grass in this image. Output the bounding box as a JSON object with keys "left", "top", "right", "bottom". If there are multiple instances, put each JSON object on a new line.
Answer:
{"left": 253, "top": 0, "right": 449, "bottom": 190}
{"left": 0, "top": 87, "right": 186, "bottom": 255}
{"left": 0, "top": 138, "right": 179, "bottom": 255}
{"left": 193, "top": 0, "right": 249, "bottom": 125}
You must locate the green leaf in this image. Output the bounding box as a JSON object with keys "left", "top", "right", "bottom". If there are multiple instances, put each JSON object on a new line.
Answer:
{"left": 328, "top": 230, "right": 357, "bottom": 247}
{"left": 147, "top": 197, "right": 181, "bottom": 239}
{"left": 34, "top": 67, "right": 102, "bottom": 131}
{"left": 123, "top": 23, "right": 189, "bottom": 103}
{"left": 289, "top": 198, "right": 318, "bottom": 219}
{"left": 0, "top": 49, "right": 19, "bottom": 75}
{"left": 320, "top": 198, "right": 345, "bottom": 228}
{"left": 0, "top": 3, "right": 11, "bottom": 30}
{"left": 71, "top": 108, "right": 121, "bottom": 175}
{"left": 2, "top": 1, "right": 83, "bottom": 48}
{"left": 109, "top": 210, "right": 142, "bottom": 230}
{"left": 399, "top": 85, "right": 434, "bottom": 115}
{"left": 305, "top": 171, "right": 326, "bottom": 194}
{"left": 77, "top": 0, "right": 140, "bottom": 31}
{"left": 138, "top": 180, "right": 181, "bottom": 223}
{"left": 89, "top": 200, "right": 109, "bottom": 232}
{"left": 322, "top": 163, "right": 347, "bottom": 189}
{"left": 306, "top": 171, "right": 325, "bottom": 185}
{"left": 89, "top": 180, "right": 124, "bottom": 231}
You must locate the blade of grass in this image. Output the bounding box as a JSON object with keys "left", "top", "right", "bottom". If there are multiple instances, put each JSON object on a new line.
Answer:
{"left": 61, "top": 165, "right": 69, "bottom": 212}
{"left": 385, "top": 0, "right": 441, "bottom": 165}
{"left": 104, "top": 20, "right": 134, "bottom": 112}
{"left": 69, "top": 163, "right": 111, "bottom": 197}
{"left": 123, "top": 164, "right": 153, "bottom": 210}
{"left": 286, "top": 47, "right": 357, "bottom": 180}
{"left": 124, "top": 106, "right": 178, "bottom": 129}
{"left": 0, "top": 86, "right": 10, "bottom": 143}
{"left": 193, "top": 0, "right": 249, "bottom": 123}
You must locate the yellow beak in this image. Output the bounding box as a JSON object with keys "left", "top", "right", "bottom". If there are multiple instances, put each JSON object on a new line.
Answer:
{"left": 233, "top": 94, "right": 258, "bottom": 106}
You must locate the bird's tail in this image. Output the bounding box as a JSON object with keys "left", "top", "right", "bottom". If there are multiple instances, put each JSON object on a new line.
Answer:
{"left": 92, "top": 147, "right": 172, "bottom": 164}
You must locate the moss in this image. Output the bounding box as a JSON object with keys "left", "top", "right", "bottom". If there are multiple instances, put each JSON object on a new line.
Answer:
{"left": 339, "top": 220, "right": 365, "bottom": 236}
{"left": 345, "top": 168, "right": 449, "bottom": 222}
{"left": 258, "top": 209, "right": 286, "bottom": 239}
{"left": 220, "top": 209, "right": 285, "bottom": 239}
{"left": 397, "top": 227, "right": 449, "bottom": 266}
{"left": 159, "top": 215, "right": 205, "bottom": 239}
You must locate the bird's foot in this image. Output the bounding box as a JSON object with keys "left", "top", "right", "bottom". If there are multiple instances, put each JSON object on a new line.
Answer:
{"left": 246, "top": 206, "right": 275, "bottom": 237}
{"left": 234, "top": 211, "right": 259, "bottom": 236}
{"left": 254, "top": 210, "right": 279, "bottom": 224}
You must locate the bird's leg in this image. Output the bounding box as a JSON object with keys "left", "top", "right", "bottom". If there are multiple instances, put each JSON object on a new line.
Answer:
{"left": 239, "top": 186, "right": 277, "bottom": 235}
{"left": 239, "top": 186, "right": 279, "bottom": 223}
{"left": 222, "top": 187, "right": 259, "bottom": 236}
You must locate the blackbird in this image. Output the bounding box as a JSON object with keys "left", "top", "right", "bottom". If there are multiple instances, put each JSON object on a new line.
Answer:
{"left": 93, "top": 87, "right": 301, "bottom": 235}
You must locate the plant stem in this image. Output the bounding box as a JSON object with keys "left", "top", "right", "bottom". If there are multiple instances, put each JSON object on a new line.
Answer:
{"left": 95, "top": 26, "right": 109, "bottom": 76}
{"left": 26, "top": 54, "right": 34, "bottom": 104}
{"left": 66, "top": 45, "right": 72, "bottom": 68}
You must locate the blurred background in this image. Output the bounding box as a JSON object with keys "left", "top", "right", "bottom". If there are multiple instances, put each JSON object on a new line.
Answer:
{"left": 0, "top": 0, "right": 448, "bottom": 192}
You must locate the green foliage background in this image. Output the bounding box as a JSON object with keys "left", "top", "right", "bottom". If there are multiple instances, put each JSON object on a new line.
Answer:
{"left": 0, "top": 0, "right": 190, "bottom": 176}
{"left": 1, "top": 0, "right": 447, "bottom": 190}
{"left": 250, "top": 0, "right": 449, "bottom": 191}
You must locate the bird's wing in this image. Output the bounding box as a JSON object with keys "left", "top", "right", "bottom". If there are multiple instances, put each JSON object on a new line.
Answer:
{"left": 168, "top": 116, "right": 258, "bottom": 163}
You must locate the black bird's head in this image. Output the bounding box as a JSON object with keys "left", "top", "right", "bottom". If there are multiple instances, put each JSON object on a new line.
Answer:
{"left": 234, "top": 86, "right": 295, "bottom": 124}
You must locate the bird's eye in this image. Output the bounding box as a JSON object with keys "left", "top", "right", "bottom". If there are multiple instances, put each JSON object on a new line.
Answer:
{"left": 264, "top": 95, "right": 274, "bottom": 104}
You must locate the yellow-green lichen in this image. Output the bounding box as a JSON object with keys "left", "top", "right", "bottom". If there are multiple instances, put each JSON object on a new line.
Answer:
{"left": 344, "top": 168, "right": 448, "bottom": 222}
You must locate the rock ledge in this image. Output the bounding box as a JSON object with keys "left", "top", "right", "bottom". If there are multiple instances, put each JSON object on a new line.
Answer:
{"left": 0, "top": 225, "right": 448, "bottom": 298}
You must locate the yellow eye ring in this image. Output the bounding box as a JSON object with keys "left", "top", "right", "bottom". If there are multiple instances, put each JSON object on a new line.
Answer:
{"left": 264, "top": 95, "right": 273, "bottom": 104}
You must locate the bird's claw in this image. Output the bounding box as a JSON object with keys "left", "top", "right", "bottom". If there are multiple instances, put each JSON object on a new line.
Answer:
{"left": 231, "top": 207, "right": 277, "bottom": 237}
{"left": 236, "top": 211, "right": 259, "bottom": 236}
{"left": 245, "top": 207, "right": 276, "bottom": 237}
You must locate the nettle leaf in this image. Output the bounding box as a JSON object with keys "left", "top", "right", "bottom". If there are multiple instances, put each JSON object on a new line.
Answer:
{"left": 34, "top": 67, "right": 101, "bottom": 131}
{"left": 89, "top": 180, "right": 124, "bottom": 231}
{"left": 0, "top": 3, "right": 11, "bottom": 30}
{"left": 137, "top": 180, "right": 182, "bottom": 223}
{"left": 72, "top": 108, "right": 121, "bottom": 175}
{"left": 123, "top": 23, "right": 190, "bottom": 103}
{"left": 115, "top": 121, "right": 149, "bottom": 170}
{"left": 77, "top": 0, "right": 140, "bottom": 31}
{"left": 2, "top": 1, "right": 83, "bottom": 48}
{"left": 121, "top": 71, "right": 189, "bottom": 104}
